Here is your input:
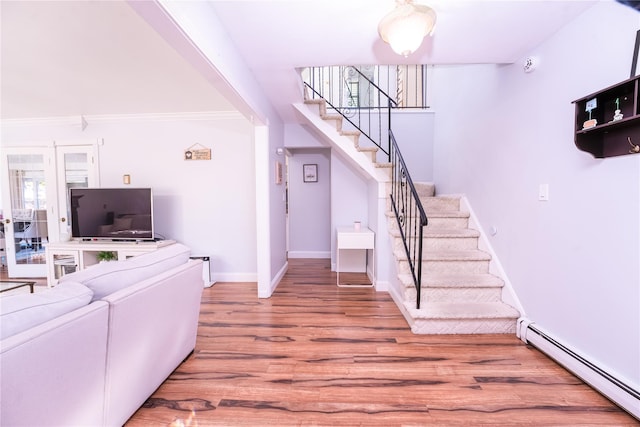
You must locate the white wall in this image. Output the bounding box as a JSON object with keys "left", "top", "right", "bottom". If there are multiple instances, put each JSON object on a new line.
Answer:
{"left": 433, "top": 1, "right": 640, "bottom": 390}
{"left": 1, "top": 113, "right": 258, "bottom": 282}
{"left": 341, "top": 109, "right": 435, "bottom": 183}
{"left": 392, "top": 111, "right": 435, "bottom": 183}
{"left": 142, "top": 1, "right": 288, "bottom": 298}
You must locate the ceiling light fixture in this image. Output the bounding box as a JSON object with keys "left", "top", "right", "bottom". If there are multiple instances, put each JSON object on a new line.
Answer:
{"left": 378, "top": 0, "right": 437, "bottom": 57}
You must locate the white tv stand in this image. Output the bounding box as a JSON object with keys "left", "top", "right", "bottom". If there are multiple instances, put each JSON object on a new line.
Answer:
{"left": 45, "top": 239, "right": 175, "bottom": 286}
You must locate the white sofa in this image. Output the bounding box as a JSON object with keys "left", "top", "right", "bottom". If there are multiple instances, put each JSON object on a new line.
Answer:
{"left": 0, "top": 242, "right": 204, "bottom": 426}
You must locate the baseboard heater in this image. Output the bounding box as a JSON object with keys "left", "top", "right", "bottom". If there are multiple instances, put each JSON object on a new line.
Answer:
{"left": 517, "top": 317, "right": 640, "bottom": 420}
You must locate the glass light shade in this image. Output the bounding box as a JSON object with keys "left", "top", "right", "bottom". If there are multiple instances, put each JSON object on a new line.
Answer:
{"left": 378, "top": 1, "right": 436, "bottom": 57}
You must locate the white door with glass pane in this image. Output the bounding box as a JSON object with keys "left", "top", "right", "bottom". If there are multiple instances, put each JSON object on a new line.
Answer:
{"left": 1, "top": 144, "right": 98, "bottom": 278}
{"left": 55, "top": 146, "right": 100, "bottom": 241}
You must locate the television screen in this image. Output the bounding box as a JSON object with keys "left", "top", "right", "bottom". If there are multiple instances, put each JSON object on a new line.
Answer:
{"left": 70, "top": 188, "right": 154, "bottom": 241}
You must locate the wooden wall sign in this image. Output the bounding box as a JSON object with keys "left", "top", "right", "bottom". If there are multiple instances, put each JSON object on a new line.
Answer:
{"left": 184, "top": 143, "right": 211, "bottom": 160}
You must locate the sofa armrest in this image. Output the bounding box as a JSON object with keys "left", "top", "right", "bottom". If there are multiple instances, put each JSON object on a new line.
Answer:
{"left": 0, "top": 301, "right": 109, "bottom": 427}
{"left": 100, "top": 259, "right": 203, "bottom": 426}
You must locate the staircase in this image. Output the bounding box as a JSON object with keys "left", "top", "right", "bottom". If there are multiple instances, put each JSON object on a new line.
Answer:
{"left": 388, "top": 182, "right": 519, "bottom": 334}
{"left": 299, "top": 71, "right": 519, "bottom": 335}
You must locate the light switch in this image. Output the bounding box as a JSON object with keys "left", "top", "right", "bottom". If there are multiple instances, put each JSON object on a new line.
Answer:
{"left": 538, "top": 184, "right": 549, "bottom": 201}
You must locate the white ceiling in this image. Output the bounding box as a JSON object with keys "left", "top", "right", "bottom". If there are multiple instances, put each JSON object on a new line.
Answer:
{"left": 1, "top": 0, "right": 601, "bottom": 123}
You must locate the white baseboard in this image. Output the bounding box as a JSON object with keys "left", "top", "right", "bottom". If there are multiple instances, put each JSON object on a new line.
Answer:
{"left": 287, "top": 251, "right": 330, "bottom": 259}
{"left": 212, "top": 272, "right": 258, "bottom": 282}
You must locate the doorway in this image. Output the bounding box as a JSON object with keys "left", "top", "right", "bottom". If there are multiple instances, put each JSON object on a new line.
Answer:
{"left": 286, "top": 148, "right": 331, "bottom": 260}
{"left": 1, "top": 143, "right": 99, "bottom": 278}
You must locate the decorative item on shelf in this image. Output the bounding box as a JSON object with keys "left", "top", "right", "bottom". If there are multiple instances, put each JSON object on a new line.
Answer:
{"left": 573, "top": 74, "right": 640, "bottom": 158}
{"left": 583, "top": 97, "right": 598, "bottom": 129}
{"left": 97, "top": 251, "right": 117, "bottom": 263}
{"left": 354, "top": 221, "right": 361, "bottom": 231}
{"left": 613, "top": 98, "right": 624, "bottom": 121}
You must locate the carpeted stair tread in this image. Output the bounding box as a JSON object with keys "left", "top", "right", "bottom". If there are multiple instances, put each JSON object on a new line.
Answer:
{"left": 356, "top": 146, "right": 378, "bottom": 152}
{"left": 425, "top": 210, "right": 469, "bottom": 218}
{"left": 399, "top": 273, "right": 504, "bottom": 288}
{"left": 393, "top": 248, "right": 491, "bottom": 262}
{"left": 414, "top": 182, "right": 435, "bottom": 198}
{"left": 423, "top": 228, "right": 480, "bottom": 238}
{"left": 388, "top": 227, "right": 478, "bottom": 238}
{"left": 385, "top": 210, "right": 469, "bottom": 221}
{"left": 405, "top": 301, "right": 520, "bottom": 320}
{"left": 420, "top": 196, "right": 461, "bottom": 210}
{"left": 321, "top": 113, "right": 343, "bottom": 121}
{"left": 374, "top": 162, "right": 393, "bottom": 168}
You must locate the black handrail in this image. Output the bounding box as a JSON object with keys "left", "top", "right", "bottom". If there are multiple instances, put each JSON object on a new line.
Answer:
{"left": 389, "top": 131, "right": 428, "bottom": 309}
{"left": 302, "top": 65, "right": 429, "bottom": 309}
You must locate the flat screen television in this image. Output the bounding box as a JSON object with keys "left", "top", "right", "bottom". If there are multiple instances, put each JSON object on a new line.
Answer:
{"left": 70, "top": 188, "right": 154, "bottom": 241}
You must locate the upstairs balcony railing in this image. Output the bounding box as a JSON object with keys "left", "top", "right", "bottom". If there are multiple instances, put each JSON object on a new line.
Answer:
{"left": 302, "top": 65, "right": 430, "bottom": 163}
{"left": 302, "top": 65, "right": 429, "bottom": 308}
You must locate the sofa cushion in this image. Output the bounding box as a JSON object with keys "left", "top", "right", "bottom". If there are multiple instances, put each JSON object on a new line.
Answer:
{"left": 0, "top": 281, "right": 93, "bottom": 340}
{"left": 59, "top": 243, "right": 191, "bottom": 302}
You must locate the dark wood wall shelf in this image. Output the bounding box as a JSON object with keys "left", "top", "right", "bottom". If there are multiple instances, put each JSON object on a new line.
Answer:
{"left": 573, "top": 74, "right": 640, "bottom": 158}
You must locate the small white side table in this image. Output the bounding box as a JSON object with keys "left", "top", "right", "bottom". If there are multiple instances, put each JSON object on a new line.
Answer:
{"left": 336, "top": 226, "right": 375, "bottom": 287}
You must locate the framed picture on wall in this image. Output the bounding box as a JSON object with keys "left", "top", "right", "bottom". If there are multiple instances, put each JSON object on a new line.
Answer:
{"left": 303, "top": 164, "right": 318, "bottom": 182}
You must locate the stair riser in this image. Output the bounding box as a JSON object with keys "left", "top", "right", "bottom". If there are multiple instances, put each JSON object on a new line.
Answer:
{"left": 426, "top": 217, "right": 469, "bottom": 228}
{"left": 421, "top": 198, "right": 460, "bottom": 211}
{"left": 385, "top": 197, "right": 459, "bottom": 213}
{"left": 386, "top": 183, "right": 435, "bottom": 199}
{"left": 398, "top": 259, "right": 490, "bottom": 275}
{"left": 405, "top": 287, "right": 503, "bottom": 304}
{"left": 416, "top": 189, "right": 435, "bottom": 199}
{"left": 376, "top": 166, "right": 393, "bottom": 179}
{"left": 411, "top": 319, "right": 517, "bottom": 335}
{"left": 425, "top": 260, "right": 489, "bottom": 274}
{"left": 392, "top": 236, "right": 478, "bottom": 252}
{"left": 426, "top": 238, "right": 478, "bottom": 251}
{"left": 387, "top": 216, "right": 470, "bottom": 231}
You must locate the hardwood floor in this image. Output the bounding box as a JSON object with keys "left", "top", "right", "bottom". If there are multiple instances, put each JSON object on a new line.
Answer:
{"left": 121, "top": 258, "right": 636, "bottom": 425}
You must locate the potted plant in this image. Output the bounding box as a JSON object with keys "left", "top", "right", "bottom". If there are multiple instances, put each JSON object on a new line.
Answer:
{"left": 96, "top": 251, "right": 117, "bottom": 263}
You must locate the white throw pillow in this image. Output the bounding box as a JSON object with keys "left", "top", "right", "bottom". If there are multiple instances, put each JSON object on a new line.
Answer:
{"left": 0, "top": 281, "right": 93, "bottom": 340}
